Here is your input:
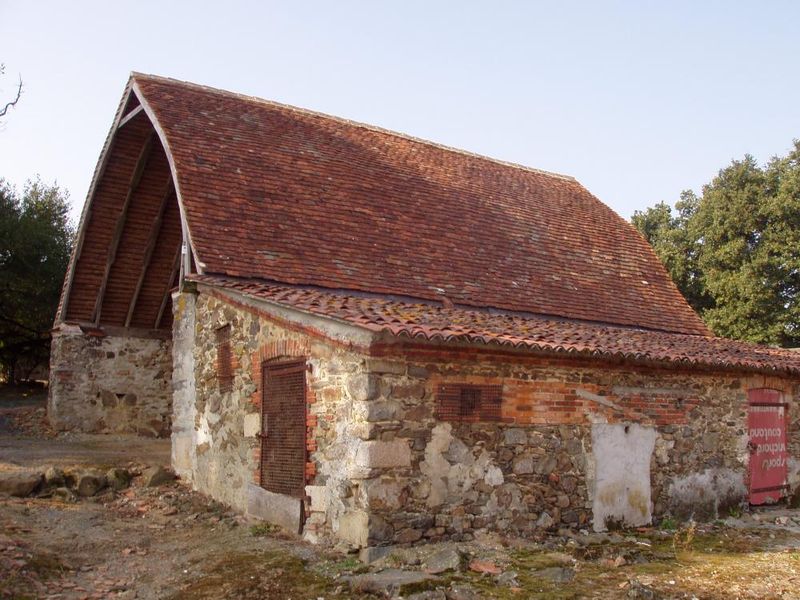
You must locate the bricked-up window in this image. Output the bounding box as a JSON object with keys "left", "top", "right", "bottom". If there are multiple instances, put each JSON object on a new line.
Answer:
{"left": 436, "top": 384, "right": 502, "bottom": 423}
{"left": 215, "top": 324, "right": 233, "bottom": 392}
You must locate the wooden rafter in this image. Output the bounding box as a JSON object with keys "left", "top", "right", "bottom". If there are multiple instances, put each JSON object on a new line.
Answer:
{"left": 117, "top": 105, "right": 144, "bottom": 129}
{"left": 124, "top": 176, "right": 174, "bottom": 327}
{"left": 58, "top": 84, "right": 137, "bottom": 322}
{"left": 92, "top": 131, "right": 155, "bottom": 325}
{"left": 155, "top": 246, "right": 181, "bottom": 329}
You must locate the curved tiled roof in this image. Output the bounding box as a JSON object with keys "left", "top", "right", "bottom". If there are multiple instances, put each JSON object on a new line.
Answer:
{"left": 192, "top": 275, "right": 800, "bottom": 377}
{"left": 132, "top": 73, "right": 710, "bottom": 336}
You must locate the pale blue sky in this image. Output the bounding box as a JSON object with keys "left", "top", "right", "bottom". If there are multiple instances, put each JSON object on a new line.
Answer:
{"left": 1, "top": 1, "right": 798, "bottom": 222}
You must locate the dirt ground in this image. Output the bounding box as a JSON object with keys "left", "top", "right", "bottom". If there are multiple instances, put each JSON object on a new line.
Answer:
{"left": 3, "top": 386, "right": 800, "bottom": 599}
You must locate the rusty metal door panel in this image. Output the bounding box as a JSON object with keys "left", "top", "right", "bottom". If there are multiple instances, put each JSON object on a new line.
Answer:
{"left": 748, "top": 388, "right": 788, "bottom": 505}
{"left": 260, "top": 360, "right": 306, "bottom": 498}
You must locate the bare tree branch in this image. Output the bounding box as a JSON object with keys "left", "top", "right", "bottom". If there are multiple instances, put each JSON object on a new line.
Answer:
{"left": 0, "top": 74, "right": 22, "bottom": 118}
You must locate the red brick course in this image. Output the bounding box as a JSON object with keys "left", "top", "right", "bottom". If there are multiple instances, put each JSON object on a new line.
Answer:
{"left": 191, "top": 275, "right": 800, "bottom": 377}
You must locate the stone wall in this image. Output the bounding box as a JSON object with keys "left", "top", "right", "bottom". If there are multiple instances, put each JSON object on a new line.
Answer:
{"left": 170, "top": 288, "right": 800, "bottom": 547}
{"left": 48, "top": 323, "right": 172, "bottom": 436}
{"left": 182, "top": 289, "right": 375, "bottom": 545}
{"left": 354, "top": 346, "right": 799, "bottom": 543}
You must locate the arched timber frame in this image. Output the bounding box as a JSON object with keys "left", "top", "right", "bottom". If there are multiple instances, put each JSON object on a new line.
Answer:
{"left": 56, "top": 78, "right": 202, "bottom": 334}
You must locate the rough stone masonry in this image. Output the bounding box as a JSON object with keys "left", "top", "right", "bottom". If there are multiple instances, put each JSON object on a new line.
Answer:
{"left": 166, "top": 286, "right": 800, "bottom": 549}
{"left": 48, "top": 323, "right": 172, "bottom": 437}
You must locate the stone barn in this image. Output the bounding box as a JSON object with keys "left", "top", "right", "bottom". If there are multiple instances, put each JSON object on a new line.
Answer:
{"left": 51, "top": 73, "right": 800, "bottom": 548}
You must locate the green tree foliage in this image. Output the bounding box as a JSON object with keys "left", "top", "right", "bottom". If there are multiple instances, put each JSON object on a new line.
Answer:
{"left": 632, "top": 141, "right": 800, "bottom": 346}
{"left": 0, "top": 178, "right": 73, "bottom": 381}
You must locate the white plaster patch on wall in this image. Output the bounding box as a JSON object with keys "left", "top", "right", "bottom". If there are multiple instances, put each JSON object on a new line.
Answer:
{"left": 591, "top": 423, "right": 656, "bottom": 532}
{"left": 420, "top": 423, "right": 454, "bottom": 508}
{"left": 420, "top": 422, "right": 504, "bottom": 508}
{"left": 196, "top": 412, "right": 212, "bottom": 447}
{"left": 243, "top": 413, "right": 260, "bottom": 437}
{"left": 668, "top": 468, "right": 746, "bottom": 519}
{"left": 735, "top": 428, "right": 752, "bottom": 466}
{"left": 170, "top": 291, "right": 197, "bottom": 481}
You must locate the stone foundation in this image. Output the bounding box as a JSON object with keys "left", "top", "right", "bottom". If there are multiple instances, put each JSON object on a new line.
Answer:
{"left": 48, "top": 323, "right": 172, "bottom": 436}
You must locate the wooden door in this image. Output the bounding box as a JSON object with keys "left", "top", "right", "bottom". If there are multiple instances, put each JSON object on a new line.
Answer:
{"left": 748, "top": 388, "right": 788, "bottom": 505}
{"left": 260, "top": 360, "right": 306, "bottom": 498}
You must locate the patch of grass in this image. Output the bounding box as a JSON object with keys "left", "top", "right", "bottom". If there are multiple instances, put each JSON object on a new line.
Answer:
{"left": 312, "top": 556, "right": 369, "bottom": 578}
{"left": 249, "top": 523, "right": 279, "bottom": 537}
{"left": 166, "top": 550, "right": 350, "bottom": 599}
{"left": 659, "top": 516, "right": 677, "bottom": 531}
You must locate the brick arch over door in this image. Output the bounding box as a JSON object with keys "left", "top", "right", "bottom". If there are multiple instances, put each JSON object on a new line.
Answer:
{"left": 57, "top": 91, "right": 184, "bottom": 330}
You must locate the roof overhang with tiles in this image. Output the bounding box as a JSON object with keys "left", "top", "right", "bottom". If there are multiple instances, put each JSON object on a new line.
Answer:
{"left": 190, "top": 274, "right": 800, "bottom": 377}
{"left": 55, "top": 73, "right": 800, "bottom": 376}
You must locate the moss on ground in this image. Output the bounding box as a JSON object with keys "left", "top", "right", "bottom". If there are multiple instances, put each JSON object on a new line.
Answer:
{"left": 167, "top": 550, "right": 356, "bottom": 599}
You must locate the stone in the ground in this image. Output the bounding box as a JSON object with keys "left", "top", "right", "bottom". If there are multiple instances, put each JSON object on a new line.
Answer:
{"left": 106, "top": 468, "right": 132, "bottom": 490}
{"left": 142, "top": 465, "right": 175, "bottom": 487}
{"left": 44, "top": 466, "right": 65, "bottom": 487}
{"left": 447, "top": 583, "right": 481, "bottom": 600}
{"left": 76, "top": 470, "right": 107, "bottom": 497}
{"left": 496, "top": 570, "right": 520, "bottom": 587}
{"left": 343, "top": 569, "right": 436, "bottom": 596}
{"left": 534, "top": 566, "right": 575, "bottom": 583}
{"left": 359, "top": 545, "right": 395, "bottom": 564}
{"left": 627, "top": 578, "right": 658, "bottom": 599}
{"left": 0, "top": 471, "right": 42, "bottom": 497}
{"left": 424, "top": 546, "right": 462, "bottom": 574}
{"left": 52, "top": 487, "right": 78, "bottom": 502}
{"left": 468, "top": 559, "right": 502, "bottom": 574}
{"left": 408, "top": 591, "right": 446, "bottom": 600}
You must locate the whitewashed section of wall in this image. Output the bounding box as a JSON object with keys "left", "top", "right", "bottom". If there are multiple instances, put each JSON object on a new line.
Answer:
{"left": 171, "top": 292, "right": 197, "bottom": 480}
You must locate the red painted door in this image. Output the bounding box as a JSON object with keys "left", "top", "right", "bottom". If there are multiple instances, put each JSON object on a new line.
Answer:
{"left": 748, "top": 388, "right": 788, "bottom": 505}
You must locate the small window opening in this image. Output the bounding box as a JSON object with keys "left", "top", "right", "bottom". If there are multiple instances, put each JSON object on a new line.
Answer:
{"left": 437, "top": 384, "right": 502, "bottom": 423}
{"left": 216, "top": 324, "right": 233, "bottom": 392}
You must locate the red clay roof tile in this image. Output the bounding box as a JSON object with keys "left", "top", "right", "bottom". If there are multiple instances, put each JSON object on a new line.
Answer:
{"left": 133, "top": 74, "right": 709, "bottom": 336}
{"left": 192, "top": 275, "right": 800, "bottom": 376}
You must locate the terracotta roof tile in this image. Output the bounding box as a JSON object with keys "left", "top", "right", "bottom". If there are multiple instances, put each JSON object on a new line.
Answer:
{"left": 192, "top": 275, "right": 800, "bottom": 376}
{"left": 133, "top": 73, "right": 709, "bottom": 336}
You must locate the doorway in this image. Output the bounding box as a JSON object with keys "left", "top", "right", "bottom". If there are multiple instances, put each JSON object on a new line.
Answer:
{"left": 748, "top": 388, "right": 788, "bottom": 505}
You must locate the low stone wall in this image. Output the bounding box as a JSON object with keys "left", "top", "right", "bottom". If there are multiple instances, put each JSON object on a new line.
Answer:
{"left": 48, "top": 324, "right": 172, "bottom": 436}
